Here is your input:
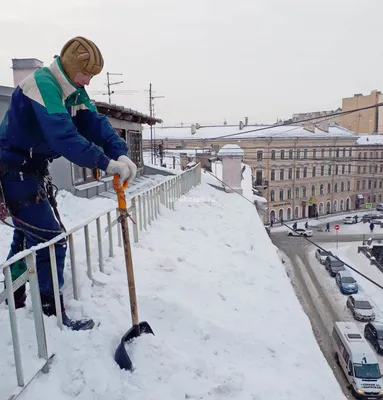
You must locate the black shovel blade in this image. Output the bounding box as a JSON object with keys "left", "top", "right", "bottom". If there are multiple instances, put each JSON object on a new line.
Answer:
{"left": 114, "top": 321, "right": 155, "bottom": 371}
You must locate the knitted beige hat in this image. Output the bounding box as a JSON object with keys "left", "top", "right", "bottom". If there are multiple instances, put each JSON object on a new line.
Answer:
{"left": 60, "top": 36, "right": 104, "bottom": 81}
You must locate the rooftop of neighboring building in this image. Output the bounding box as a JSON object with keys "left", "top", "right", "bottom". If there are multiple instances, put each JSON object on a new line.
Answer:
{"left": 356, "top": 135, "right": 383, "bottom": 146}
{"left": 142, "top": 123, "right": 357, "bottom": 140}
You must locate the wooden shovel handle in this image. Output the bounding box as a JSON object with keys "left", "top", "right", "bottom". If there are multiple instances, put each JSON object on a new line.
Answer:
{"left": 113, "top": 174, "right": 139, "bottom": 326}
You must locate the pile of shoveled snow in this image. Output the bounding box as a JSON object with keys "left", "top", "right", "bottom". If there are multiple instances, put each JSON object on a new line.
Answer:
{"left": 0, "top": 173, "right": 345, "bottom": 399}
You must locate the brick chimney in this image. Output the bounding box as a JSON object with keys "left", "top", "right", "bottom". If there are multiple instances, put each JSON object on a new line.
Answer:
{"left": 12, "top": 58, "right": 43, "bottom": 87}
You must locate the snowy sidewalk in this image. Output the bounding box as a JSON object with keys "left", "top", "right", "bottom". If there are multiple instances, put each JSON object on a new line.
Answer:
{"left": 1, "top": 174, "right": 346, "bottom": 400}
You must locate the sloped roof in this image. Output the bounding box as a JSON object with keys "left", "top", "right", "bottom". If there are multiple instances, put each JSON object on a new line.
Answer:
{"left": 95, "top": 101, "right": 162, "bottom": 126}
{"left": 142, "top": 123, "right": 357, "bottom": 140}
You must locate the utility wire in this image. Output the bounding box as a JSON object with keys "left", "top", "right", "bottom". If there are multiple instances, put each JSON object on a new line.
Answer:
{"left": 204, "top": 168, "right": 383, "bottom": 291}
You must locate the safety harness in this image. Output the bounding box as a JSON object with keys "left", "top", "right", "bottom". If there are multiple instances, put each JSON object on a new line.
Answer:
{"left": 0, "top": 165, "right": 66, "bottom": 242}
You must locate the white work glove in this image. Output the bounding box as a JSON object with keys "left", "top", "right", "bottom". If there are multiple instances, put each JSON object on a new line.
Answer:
{"left": 117, "top": 155, "right": 137, "bottom": 182}
{"left": 106, "top": 160, "right": 132, "bottom": 182}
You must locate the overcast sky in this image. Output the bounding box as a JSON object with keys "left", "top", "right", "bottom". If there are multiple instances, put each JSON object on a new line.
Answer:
{"left": 1, "top": 0, "right": 382, "bottom": 126}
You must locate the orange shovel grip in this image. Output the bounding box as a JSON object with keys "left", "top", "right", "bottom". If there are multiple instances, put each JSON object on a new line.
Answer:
{"left": 113, "top": 174, "right": 129, "bottom": 209}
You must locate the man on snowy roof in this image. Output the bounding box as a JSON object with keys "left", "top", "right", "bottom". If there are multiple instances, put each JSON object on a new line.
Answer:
{"left": 0, "top": 36, "right": 137, "bottom": 331}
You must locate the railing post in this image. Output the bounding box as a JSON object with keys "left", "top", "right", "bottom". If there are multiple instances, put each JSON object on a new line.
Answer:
{"left": 151, "top": 188, "right": 156, "bottom": 220}
{"left": 68, "top": 234, "right": 79, "bottom": 300}
{"left": 143, "top": 192, "right": 147, "bottom": 230}
{"left": 26, "top": 253, "right": 49, "bottom": 372}
{"left": 160, "top": 184, "right": 165, "bottom": 205}
{"left": 4, "top": 265, "right": 24, "bottom": 387}
{"left": 107, "top": 211, "right": 114, "bottom": 258}
{"left": 171, "top": 179, "right": 175, "bottom": 210}
{"left": 138, "top": 194, "right": 143, "bottom": 231}
{"left": 96, "top": 217, "right": 104, "bottom": 273}
{"left": 165, "top": 181, "right": 169, "bottom": 209}
{"left": 49, "top": 245, "right": 63, "bottom": 330}
{"left": 116, "top": 209, "right": 122, "bottom": 248}
{"left": 148, "top": 191, "right": 152, "bottom": 226}
{"left": 131, "top": 197, "right": 139, "bottom": 243}
{"left": 156, "top": 186, "right": 161, "bottom": 216}
{"left": 84, "top": 225, "right": 92, "bottom": 279}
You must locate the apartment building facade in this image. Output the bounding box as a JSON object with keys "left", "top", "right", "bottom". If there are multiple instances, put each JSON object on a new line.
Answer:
{"left": 340, "top": 90, "right": 383, "bottom": 134}
{"left": 142, "top": 123, "right": 362, "bottom": 222}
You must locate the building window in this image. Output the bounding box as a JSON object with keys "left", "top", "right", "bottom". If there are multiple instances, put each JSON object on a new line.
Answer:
{"left": 296, "top": 167, "right": 300, "bottom": 179}
{"left": 302, "top": 186, "right": 307, "bottom": 197}
{"left": 327, "top": 183, "right": 331, "bottom": 193}
{"left": 280, "top": 168, "right": 284, "bottom": 180}
{"left": 321, "top": 165, "right": 324, "bottom": 176}
{"left": 288, "top": 168, "right": 293, "bottom": 180}
{"left": 335, "top": 165, "right": 339, "bottom": 175}
{"left": 289, "top": 149, "right": 293, "bottom": 159}
{"left": 349, "top": 148, "right": 352, "bottom": 157}
{"left": 321, "top": 148, "right": 325, "bottom": 158}
{"left": 336, "top": 149, "right": 339, "bottom": 158}
{"left": 304, "top": 149, "right": 308, "bottom": 159}
{"left": 303, "top": 167, "right": 307, "bottom": 178}
{"left": 334, "top": 183, "right": 338, "bottom": 192}
{"left": 271, "top": 150, "right": 276, "bottom": 160}
{"left": 72, "top": 164, "right": 104, "bottom": 185}
{"left": 357, "top": 181, "right": 360, "bottom": 190}
{"left": 328, "top": 166, "right": 332, "bottom": 176}
{"left": 271, "top": 169, "right": 275, "bottom": 181}
{"left": 370, "top": 165, "right": 373, "bottom": 174}
{"left": 364, "top": 152, "right": 367, "bottom": 159}
{"left": 347, "top": 181, "right": 350, "bottom": 191}
{"left": 287, "top": 188, "right": 292, "bottom": 200}
{"left": 375, "top": 165, "right": 378, "bottom": 174}
{"left": 342, "top": 165, "right": 345, "bottom": 174}
{"left": 358, "top": 152, "right": 362, "bottom": 159}
{"left": 126, "top": 130, "right": 142, "bottom": 168}
{"left": 279, "top": 189, "right": 284, "bottom": 201}
{"left": 380, "top": 164, "right": 383, "bottom": 173}
{"left": 375, "top": 180, "right": 377, "bottom": 189}
{"left": 369, "top": 180, "right": 372, "bottom": 189}
{"left": 281, "top": 150, "right": 285, "bottom": 159}
{"left": 357, "top": 166, "right": 361, "bottom": 174}
{"left": 348, "top": 164, "right": 351, "bottom": 174}
{"left": 342, "top": 148, "right": 346, "bottom": 158}
{"left": 270, "top": 190, "right": 275, "bottom": 201}
{"left": 320, "top": 184, "right": 324, "bottom": 195}
{"left": 296, "top": 149, "right": 301, "bottom": 159}
{"left": 295, "top": 187, "right": 299, "bottom": 199}
{"left": 311, "top": 185, "right": 316, "bottom": 196}
{"left": 380, "top": 181, "right": 383, "bottom": 189}
{"left": 257, "top": 151, "right": 263, "bottom": 161}
{"left": 329, "top": 149, "right": 332, "bottom": 158}
{"left": 313, "top": 149, "right": 317, "bottom": 159}
{"left": 362, "top": 180, "right": 365, "bottom": 190}
{"left": 312, "top": 166, "right": 316, "bottom": 177}
{"left": 341, "top": 182, "right": 344, "bottom": 192}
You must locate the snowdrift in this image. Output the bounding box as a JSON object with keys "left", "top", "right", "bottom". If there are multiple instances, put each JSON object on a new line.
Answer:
{"left": 0, "top": 173, "right": 345, "bottom": 399}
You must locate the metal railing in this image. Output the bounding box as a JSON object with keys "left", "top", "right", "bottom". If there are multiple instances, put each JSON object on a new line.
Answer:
{"left": 1, "top": 163, "right": 201, "bottom": 399}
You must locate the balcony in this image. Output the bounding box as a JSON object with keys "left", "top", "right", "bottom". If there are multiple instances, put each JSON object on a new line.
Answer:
{"left": 254, "top": 179, "right": 269, "bottom": 188}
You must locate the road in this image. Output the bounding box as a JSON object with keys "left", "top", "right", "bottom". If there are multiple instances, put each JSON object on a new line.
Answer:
{"left": 272, "top": 230, "right": 352, "bottom": 398}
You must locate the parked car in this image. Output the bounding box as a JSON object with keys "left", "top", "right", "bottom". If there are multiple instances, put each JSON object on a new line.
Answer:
{"left": 287, "top": 228, "right": 313, "bottom": 237}
{"left": 315, "top": 249, "right": 334, "bottom": 264}
{"left": 377, "top": 204, "right": 383, "bottom": 212}
{"left": 335, "top": 271, "right": 358, "bottom": 294}
{"left": 364, "top": 321, "right": 383, "bottom": 354}
{"left": 342, "top": 216, "right": 358, "bottom": 224}
{"left": 325, "top": 255, "right": 345, "bottom": 277}
{"left": 362, "top": 213, "right": 383, "bottom": 223}
{"left": 347, "top": 294, "right": 375, "bottom": 321}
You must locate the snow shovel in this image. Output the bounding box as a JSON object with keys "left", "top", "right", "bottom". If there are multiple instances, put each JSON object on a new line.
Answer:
{"left": 113, "top": 174, "right": 154, "bottom": 371}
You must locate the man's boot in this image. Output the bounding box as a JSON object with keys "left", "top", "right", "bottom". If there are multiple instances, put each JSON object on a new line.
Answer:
{"left": 40, "top": 293, "right": 95, "bottom": 331}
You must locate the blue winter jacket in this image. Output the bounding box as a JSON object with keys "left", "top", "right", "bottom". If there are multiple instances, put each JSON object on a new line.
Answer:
{"left": 0, "top": 56, "right": 128, "bottom": 172}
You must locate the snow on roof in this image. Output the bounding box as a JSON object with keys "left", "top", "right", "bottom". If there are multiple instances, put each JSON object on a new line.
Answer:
{"left": 217, "top": 144, "right": 244, "bottom": 156}
{"left": 0, "top": 177, "right": 346, "bottom": 399}
{"left": 356, "top": 135, "right": 383, "bottom": 146}
{"left": 143, "top": 123, "right": 357, "bottom": 140}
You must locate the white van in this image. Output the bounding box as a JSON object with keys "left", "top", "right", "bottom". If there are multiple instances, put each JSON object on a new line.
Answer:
{"left": 332, "top": 322, "right": 383, "bottom": 399}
